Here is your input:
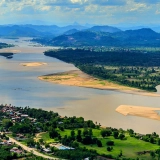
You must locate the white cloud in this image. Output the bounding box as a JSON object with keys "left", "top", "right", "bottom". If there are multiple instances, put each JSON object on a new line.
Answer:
{"left": 0, "top": 0, "right": 159, "bottom": 25}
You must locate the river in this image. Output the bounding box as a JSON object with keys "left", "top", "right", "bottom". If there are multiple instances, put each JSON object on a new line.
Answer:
{"left": 0, "top": 37, "right": 160, "bottom": 134}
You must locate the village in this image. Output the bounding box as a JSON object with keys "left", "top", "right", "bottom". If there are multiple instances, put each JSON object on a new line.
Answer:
{"left": 0, "top": 104, "right": 75, "bottom": 160}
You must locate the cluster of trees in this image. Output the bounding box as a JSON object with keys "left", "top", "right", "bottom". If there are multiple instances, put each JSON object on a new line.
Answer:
{"left": 18, "top": 107, "right": 59, "bottom": 122}
{"left": 60, "top": 129, "right": 102, "bottom": 147}
{"left": 54, "top": 148, "right": 97, "bottom": 160}
{"left": 44, "top": 49, "right": 160, "bottom": 91}
{"left": 134, "top": 132, "right": 160, "bottom": 145}
{"left": 11, "top": 122, "right": 34, "bottom": 134}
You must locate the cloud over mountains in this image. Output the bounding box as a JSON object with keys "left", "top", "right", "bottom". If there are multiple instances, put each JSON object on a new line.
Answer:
{"left": 0, "top": 0, "right": 160, "bottom": 25}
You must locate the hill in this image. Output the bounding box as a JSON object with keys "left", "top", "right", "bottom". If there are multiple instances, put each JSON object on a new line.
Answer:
{"left": 0, "top": 25, "right": 50, "bottom": 37}
{"left": 89, "top": 25, "right": 121, "bottom": 33}
{"left": 36, "top": 28, "right": 160, "bottom": 47}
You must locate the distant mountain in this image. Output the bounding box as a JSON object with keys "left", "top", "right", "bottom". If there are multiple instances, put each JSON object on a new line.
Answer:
{"left": 63, "top": 29, "right": 79, "bottom": 35}
{"left": 26, "top": 24, "right": 87, "bottom": 35}
{"left": 88, "top": 25, "right": 121, "bottom": 33}
{"left": 36, "top": 28, "right": 160, "bottom": 47}
{"left": 0, "top": 25, "right": 50, "bottom": 37}
{"left": 0, "top": 24, "right": 88, "bottom": 37}
{"left": 43, "top": 31, "right": 118, "bottom": 46}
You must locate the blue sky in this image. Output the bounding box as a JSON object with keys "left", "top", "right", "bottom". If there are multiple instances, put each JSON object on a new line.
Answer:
{"left": 0, "top": 0, "right": 160, "bottom": 26}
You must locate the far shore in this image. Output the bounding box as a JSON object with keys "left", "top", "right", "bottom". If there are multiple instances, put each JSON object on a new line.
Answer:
{"left": 116, "top": 105, "right": 160, "bottom": 121}
{"left": 38, "top": 70, "right": 160, "bottom": 97}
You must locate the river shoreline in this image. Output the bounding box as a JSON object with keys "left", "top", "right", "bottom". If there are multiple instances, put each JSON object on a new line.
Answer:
{"left": 38, "top": 70, "right": 160, "bottom": 97}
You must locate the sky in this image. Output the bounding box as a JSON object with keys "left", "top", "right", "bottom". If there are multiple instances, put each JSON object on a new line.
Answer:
{"left": 0, "top": 0, "right": 160, "bottom": 26}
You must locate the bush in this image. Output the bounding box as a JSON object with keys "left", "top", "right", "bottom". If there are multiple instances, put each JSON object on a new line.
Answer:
{"left": 97, "top": 140, "right": 102, "bottom": 147}
{"left": 119, "top": 134, "right": 125, "bottom": 140}
{"left": 106, "top": 141, "right": 114, "bottom": 146}
{"left": 107, "top": 146, "right": 113, "bottom": 152}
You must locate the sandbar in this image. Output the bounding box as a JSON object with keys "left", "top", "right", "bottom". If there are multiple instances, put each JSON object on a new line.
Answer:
{"left": 38, "top": 70, "right": 160, "bottom": 97}
{"left": 116, "top": 105, "right": 160, "bottom": 121}
{"left": 20, "top": 62, "right": 47, "bottom": 67}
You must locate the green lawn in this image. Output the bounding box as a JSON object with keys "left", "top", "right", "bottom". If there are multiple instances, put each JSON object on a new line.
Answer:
{"left": 40, "top": 132, "right": 57, "bottom": 143}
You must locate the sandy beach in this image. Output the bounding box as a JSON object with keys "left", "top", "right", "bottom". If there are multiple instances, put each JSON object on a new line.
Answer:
{"left": 116, "top": 105, "right": 160, "bottom": 121}
{"left": 38, "top": 70, "right": 160, "bottom": 97}
{"left": 20, "top": 62, "right": 47, "bottom": 67}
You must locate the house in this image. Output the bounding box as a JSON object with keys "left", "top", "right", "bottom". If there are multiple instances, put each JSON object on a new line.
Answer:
{"left": 21, "top": 114, "right": 29, "bottom": 118}
{"left": 43, "top": 148, "right": 51, "bottom": 153}
{"left": 10, "top": 147, "right": 23, "bottom": 154}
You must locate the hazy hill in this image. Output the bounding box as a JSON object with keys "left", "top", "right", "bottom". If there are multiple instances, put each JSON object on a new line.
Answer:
{"left": 0, "top": 25, "right": 50, "bottom": 37}
{"left": 88, "top": 25, "right": 121, "bottom": 33}
{"left": 0, "top": 24, "right": 88, "bottom": 37}
{"left": 63, "top": 29, "right": 79, "bottom": 35}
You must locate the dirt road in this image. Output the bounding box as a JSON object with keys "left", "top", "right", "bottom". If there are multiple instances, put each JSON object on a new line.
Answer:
{"left": 9, "top": 137, "right": 59, "bottom": 160}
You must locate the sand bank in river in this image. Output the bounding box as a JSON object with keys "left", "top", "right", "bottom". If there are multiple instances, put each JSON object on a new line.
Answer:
{"left": 116, "top": 105, "right": 160, "bottom": 121}
{"left": 20, "top": 62, "right": 47, "bottom": 67}
{"left": 1, "top": 49, "right": 21, "bottom": 53}
{"left": 38, "top": 70, "right": 160, "bottom": 97}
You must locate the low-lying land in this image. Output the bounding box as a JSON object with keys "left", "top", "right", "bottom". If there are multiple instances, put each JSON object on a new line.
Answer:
{"left": 39, "top": 70, "right": 160, "bottom": 97}
{"left": 116, "top": 105, "right": 160, "bottom": 121}
{"left": 44, "top": 49, "right": 160, "bottom": 92}
{"left": 1, "top": 104, "right": 160, "bottom": 160}
{"left": 0, "top": 42, "right": 14, "bottom": 49}
{"left": 20, "top": 62, "right": 47, "bottom": 67}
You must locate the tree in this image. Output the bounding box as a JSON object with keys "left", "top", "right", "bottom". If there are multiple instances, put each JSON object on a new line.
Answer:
{"left": 101, "top": 130, "right": 106, "bottom": 138}
{"left": 97, "top": 140, "right": 102, "bottom": 147}
{"left": 106, "top": 141, "right": 114, "bottom": 146}
{"left": 119, "top": 134, "right": 125, "bottom": 140}
{"left": 150, "top": 137, "right": 154, "bottom": 144}
{"left": 113, "top": 131, "right": 119, "bottom": 139}
{"left": 107, "top": 146, "right": 113, "bottom": 152}
{"left": 49, "top": 128, "right": 58, "bottom": 139}
{"left": 45, "top": 143, "right": 50, "bottom": 148}
{"left": 83, "top": 128, "right": 89, "bottom": 136}
{"left": 71, "top": 130, "right": 75, "bottom": 137}
{"left": 150, "top": 151, "right": 156, "bottom": 159}
{"left": 77, "top": 130, "right": 81, "bottom": 136}
{"left": 39, "top": 139, "right": 44, "bottom": 144}
{"left": 119, "top": 150, "right": 123, "bottom": 157}
{"left": 27, "top": 138, "right": 35, "bottom": 147}
{"left": 2, "top": 119, "right": 13, "bottom": 129}
{"left": 89, "top": 128, "right": 93, "bottom": 136}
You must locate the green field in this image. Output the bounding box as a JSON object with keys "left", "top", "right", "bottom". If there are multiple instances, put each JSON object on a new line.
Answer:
{"left": 40, "top": 129, "right": 160, "bottom": 159}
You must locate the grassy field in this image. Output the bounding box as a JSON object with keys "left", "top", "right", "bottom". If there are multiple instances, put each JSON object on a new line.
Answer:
{"left": 40, "top": 129, "right": 160, "bottom": 159}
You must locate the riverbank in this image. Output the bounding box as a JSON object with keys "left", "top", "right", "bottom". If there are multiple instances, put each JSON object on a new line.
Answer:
{"left": 116, "top": 105, "right": 160, "bottom": 121}
{"left": 38, "top": 70, "right": 160, "bottom": 97}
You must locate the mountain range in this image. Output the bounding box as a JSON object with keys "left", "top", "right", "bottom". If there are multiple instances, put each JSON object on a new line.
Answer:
{"left": 0, "top": 24, "right": 120, "bottom": 37}
{"left": 34, "top": 28, "right": 160, "bottom": 47}
{"left": 0, "top": 24, "right": 160, "bottom": 47}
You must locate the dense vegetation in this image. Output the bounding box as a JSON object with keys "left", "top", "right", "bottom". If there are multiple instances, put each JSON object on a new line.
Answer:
{"left": 45, "top": 49, "right": 160, "bottom": 91}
